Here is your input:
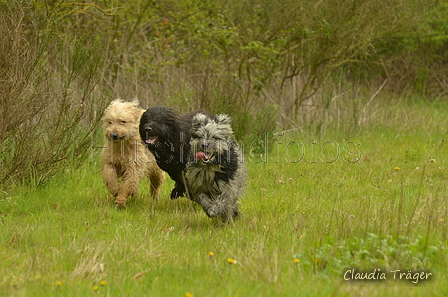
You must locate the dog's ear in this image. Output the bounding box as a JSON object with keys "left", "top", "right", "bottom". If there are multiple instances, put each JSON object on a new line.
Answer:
{"left": 131, "top": 97, "right": 140, "bottom": 106}
{"left": 110, "top": 98, "right": 123, "bottom": 105}
{"left": 191, "top": 113, "right": 209, "bottom": 137}
{"left": 193, "top": 113, "right": 210, "bottom": 126}
{"left": 214, "top": 114, "right": 231, "bottom": 125}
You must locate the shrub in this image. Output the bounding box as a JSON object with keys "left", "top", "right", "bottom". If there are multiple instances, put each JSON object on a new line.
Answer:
{"left": 0, "top": 1, "right": 106, "bottom": 188}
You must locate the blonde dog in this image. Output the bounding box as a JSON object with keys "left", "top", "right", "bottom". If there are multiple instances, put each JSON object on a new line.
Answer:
{"left": 101, "top": 99, "right": 165, "bottom": 208}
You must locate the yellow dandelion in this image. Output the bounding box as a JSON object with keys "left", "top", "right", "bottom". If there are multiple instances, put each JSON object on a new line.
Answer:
{"left": 394, "top": 167, "right": 400, "bottom": 170}
{"left": 440, "top": 219, "right": 445, "bottom": 222}
{"left": 293, "top": 258, "right": 301, "bottom": 263}
{"left": 99, "top": 281, "right": 106, "bottom": 286}
{"left": 93, "top": 286, "right": 99, "bottom": 291}
{"left": 316, "top": 258, "right": 321, "bottom": 263}
{"left": 56, "top": 281, "right": 63, "bottom": 286}
{"left": 186, "top": 292, "right": 194, "bottom": 297}
{"left": 209, "top": 252, "right": 214, "bottom": 257}
{"left": 227, "top": 258, "right": 237, "bottom": 264}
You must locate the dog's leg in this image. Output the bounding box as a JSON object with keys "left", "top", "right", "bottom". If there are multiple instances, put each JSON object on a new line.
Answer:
{"left": 170, "top": 172, "right": 186, "bottom": 199}
{"left": 102, "top": 162, "right": 119, "bottom": 197}
{"left": 195, "top": 193, "right": 215, "bottom": 218}
{"left": 197, "top": 193, "right": 234, "bottom": 219}
{"left": 170, "top": 184, "right": 185, "bottom": 199}
{"left": 149, "top": 168, "right": 165, "bottom": 199}
{"left": 115, "top": 167, "right": 142, "bottom": 208}
{"left": 222, "top": 202, "right": 239, "bottom": 223}
{"left": 217, "top": 187, "right": 240, "bottom": 223}
{"left": 206, "top": 189, "right": 240, "bottom": 223}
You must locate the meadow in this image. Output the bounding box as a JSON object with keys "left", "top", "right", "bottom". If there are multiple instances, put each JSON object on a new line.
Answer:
{"left": 1, "top": 100, "right": 447, "bottom": 297}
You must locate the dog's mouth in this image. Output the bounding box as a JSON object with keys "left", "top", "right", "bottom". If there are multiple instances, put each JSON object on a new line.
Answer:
{"left": 145, "top": 136, "right": 158, "bottom": 144}
{"left": 196, "top": 151, "right": 211, "bottom": 163}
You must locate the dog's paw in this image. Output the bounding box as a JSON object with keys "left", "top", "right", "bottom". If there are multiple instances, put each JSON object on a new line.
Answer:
{"left": 218, "top": 208, "right": 239, "bottom": 223}
{"left": 170, "top": 188, "right": 185, "bottom": 199}
{"left": 114, "top": 198, "right": 127, "bottom": 209}
{"left": 205, "top": 207, "right": 219, "bottom": 218}
{"left": 226, "top": 208, "right": 239, "bottom": 222}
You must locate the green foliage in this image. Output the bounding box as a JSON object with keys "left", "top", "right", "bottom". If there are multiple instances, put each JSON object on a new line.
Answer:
{"left": 296, "top": 234, "right": 441, "bottom": 275}
{"left": 2, "top": 0, "right": 448, "bottom": 189}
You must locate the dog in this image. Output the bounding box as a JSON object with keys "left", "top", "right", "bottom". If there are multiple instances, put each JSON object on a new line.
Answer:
{"left": 139, "top": 106, "right": 210, "bottom": 199}
{"left": 186, "top": 113, "right": 247, "bottom": 222}
{"left": 101, "top": 99, "right": 165, "bottom": 208}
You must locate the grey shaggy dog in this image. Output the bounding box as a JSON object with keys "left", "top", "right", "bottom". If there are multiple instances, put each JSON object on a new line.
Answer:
{"left": 186, "top": 113, "right": 247, "bottom": 222}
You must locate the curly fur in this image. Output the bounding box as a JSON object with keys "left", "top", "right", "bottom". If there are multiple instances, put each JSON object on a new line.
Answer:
{"left": 186, "top": 113, "right": 247, "bottom": 222}
{"left": 101, "top": 99, "right": 165, "bottom": 208}
{"left": 139, "top": 106, "right": 209, "bottom": 199}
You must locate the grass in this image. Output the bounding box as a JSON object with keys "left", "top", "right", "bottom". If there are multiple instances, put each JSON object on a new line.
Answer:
{"left": 1, "top": 101, "right": 448, "bottom": 296}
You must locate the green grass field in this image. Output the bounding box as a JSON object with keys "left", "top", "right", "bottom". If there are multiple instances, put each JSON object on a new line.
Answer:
{"left": 1, "top": 101, "right": 448, "bottom": 296}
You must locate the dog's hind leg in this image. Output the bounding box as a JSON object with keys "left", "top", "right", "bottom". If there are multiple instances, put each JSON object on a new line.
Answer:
{"left": 149, "top": 169, "right": 165, "bottom": 199}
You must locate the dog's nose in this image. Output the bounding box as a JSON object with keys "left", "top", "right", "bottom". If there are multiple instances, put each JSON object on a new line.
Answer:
{"left": 110, "top": 133, "right": 118, "bottom": 140}
{"left": 145, "top": 127, "right": 152, "bottom": 133}
{"left": 201, "top": 143, "right": 208, "bottom": 150}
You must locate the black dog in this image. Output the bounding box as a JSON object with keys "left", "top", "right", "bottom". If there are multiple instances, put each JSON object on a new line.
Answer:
{"left": 139, "top": 106, "right": 209, "bottom": 199}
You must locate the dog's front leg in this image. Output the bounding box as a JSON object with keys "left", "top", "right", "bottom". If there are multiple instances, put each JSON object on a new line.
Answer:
{"left": 198, "top": 193, "right": 238, "bottom": 222}
{"left": 196, "top": 193, "right": 217, "bottom": 218}
{"left": 102, "top": 162, "right": 119, "bottom": 197}
{"left": 115, "top": 169, "right": 141, "bottom": 208}
{"left": 169, "top": 172, "right": 186, "bottom": 199}
{"left": 170, "top": 183, "right": 185, "bottom": 199}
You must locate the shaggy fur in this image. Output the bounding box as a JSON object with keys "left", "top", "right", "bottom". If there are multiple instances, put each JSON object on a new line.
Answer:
{"left": 101, "top": 99, "right": 165, "bottom": 208}
{"left": 139, "top": 106, "right": 209, "bottom": 199}
{"left": 186, "top": 113, "right": 247, "bottom": 222}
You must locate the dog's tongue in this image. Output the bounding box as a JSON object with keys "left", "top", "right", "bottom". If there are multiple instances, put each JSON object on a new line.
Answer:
{"left": 196, "top": 151, "right": 209, "bottom": 161}
{"left": 145, "top": 137, "right": 157, "bottom": 144}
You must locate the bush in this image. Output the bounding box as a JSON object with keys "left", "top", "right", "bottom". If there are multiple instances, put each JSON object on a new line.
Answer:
{"left": 0, "top": 1, "right": 107, "bottom": 188}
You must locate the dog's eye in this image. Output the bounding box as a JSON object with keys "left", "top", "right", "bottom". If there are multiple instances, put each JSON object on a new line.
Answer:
{"left": 121, "top": 121, "right": 126, "bottom": 124}
{"left": 108, "top": 121, "right": 113, "bottom": 125}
